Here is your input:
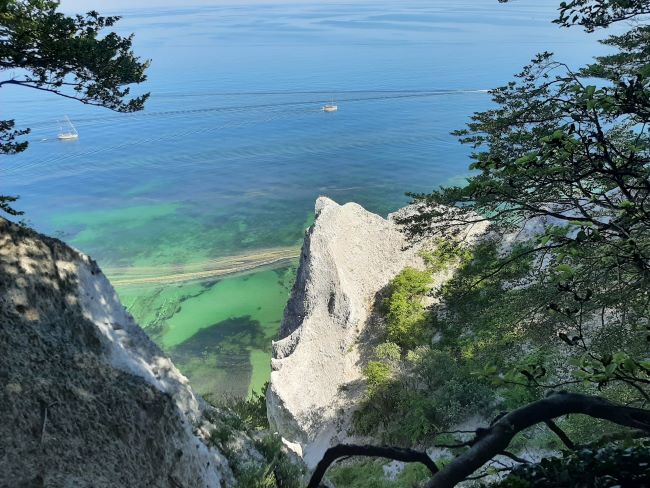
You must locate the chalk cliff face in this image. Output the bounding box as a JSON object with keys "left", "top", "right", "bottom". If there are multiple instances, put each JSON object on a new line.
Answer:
{"left": 0, "top": 219, "right": 234, "bottom": 488}
{"left": 267, "top": 197, "right": 488, "bottom": 468}
{"left": 268, "top": 197, "right": 421, "bottom": 467}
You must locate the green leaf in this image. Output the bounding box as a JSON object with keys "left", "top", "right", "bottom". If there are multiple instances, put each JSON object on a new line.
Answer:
{"left": 555, "top": 264, "right": 574, "bottom": 277}
{"left": 613, "top": 352, "right": 629, "bottom": 364}
{"left": 623, "top": 358, "right": 637, "bottom": 372}
{"left": 638, "top": 361, "right": 650, "bottom": 370}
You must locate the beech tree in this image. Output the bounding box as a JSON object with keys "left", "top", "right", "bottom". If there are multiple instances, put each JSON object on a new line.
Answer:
{"left": 309, "top": 392, "right": 650, "bottom": 488}
{"left": 0, "top": 0, "right": 149, "bottom": 215}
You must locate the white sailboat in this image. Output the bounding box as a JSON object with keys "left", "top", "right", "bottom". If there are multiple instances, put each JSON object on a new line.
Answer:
{"left": 57, "top": 116, "right": 79, "bottom": 140}
{"left": 321, "top": 97, "right": 338, "bottom": 112}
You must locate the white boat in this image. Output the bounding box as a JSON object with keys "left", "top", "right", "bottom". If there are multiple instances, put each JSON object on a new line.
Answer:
{"left": 322, "top": 97, "right": 338, "bottom": 112}
{"left": 57, "top": 116, "right": 79, "bottom": 140}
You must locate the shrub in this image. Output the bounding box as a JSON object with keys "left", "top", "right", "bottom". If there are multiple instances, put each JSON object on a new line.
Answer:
{"left": 420, "top": 238, "right": 472, "bottom": 273}
{"left": 355, "top": 348, "right": 495, "bottom": 445}
{"left": 364, "top": 361, "right": 393, "bottom": 396}
{"left": 375, "top": 342, "right": 401, "bottom": 362}
{"left": 252, "top": 434, "right": 304, "bottom": 488}
{"left": 327, "top": 458, "right": 431, "bottom": 488}
{"left": 206, "top": 382, "right": 269, "bottom": 431}
{"left": 383, "top": 267, "right": 432, "bottom": 350}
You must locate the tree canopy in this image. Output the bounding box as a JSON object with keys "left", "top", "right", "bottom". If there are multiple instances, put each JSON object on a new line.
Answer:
{"left": 0, "top": 0, "right": 150, "bottom": 215}
{"left": 397, "top": 0, "right": 650, "bottom": 403}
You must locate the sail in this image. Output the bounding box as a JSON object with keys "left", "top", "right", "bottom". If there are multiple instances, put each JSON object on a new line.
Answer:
{"left": 57, "top": 116, "right": 79, "bottom": 140}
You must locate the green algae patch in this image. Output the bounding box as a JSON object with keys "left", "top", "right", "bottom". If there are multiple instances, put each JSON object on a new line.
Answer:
{"left": 51, "top": 202, "right": 181, "bottom": 242}
{"left": 50, "top": 202, "right": 190, "bottom": 267}
{"left": 58, "top": 201, "right": 308, "bottom": 398}
{"left": 117, "top": 281, "right": 208, "bottom": 338}
{"left": 50, "top": 202, "right": 311, "bottom": 272}
{"left": 249, "top": 348, "right": 272, "bottom": 397}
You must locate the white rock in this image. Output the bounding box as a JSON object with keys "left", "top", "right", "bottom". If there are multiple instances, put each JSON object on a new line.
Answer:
{"left": 0, "top": 218, "right": 234, "bottom": 487}
{"left": 267, "top": 197, "right": 488, "bottom": 467}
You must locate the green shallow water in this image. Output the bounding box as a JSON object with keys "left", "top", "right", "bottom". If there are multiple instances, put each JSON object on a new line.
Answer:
{"left": 52, "top": 189, "right": 306, "bottom": 398}
{"left": 116, "top": 265, "right": 297, "bottom": 397}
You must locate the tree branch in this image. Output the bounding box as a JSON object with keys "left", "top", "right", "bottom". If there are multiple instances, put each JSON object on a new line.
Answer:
{"left": 544, "top": 419, "right": 576, "bottom": 450}
{"left": 499, "top": 451, "right": 530, "bottom": 464}
{"left": 306, "top": 444, "right": 438, "bottom": 488}
{"left": 0, "top": 79, "right": 114, "bottom": 109}
{"left": 307, "top": 393, "right": 650, "bottom": 488}
{"left": 425, "top": 392, "right": 650, "bottom": 488}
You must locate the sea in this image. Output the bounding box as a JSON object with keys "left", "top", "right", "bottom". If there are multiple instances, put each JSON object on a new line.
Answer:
{"left": 2, "top": 0, "right": 610, "bottom": 397}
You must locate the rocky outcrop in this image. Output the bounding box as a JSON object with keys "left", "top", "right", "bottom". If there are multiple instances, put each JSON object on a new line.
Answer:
{"left": 267, "top": 197, "right": 488, "bottom": 468}
{"left": 268, "top": 196, "right": 419, "bottom": 466}
{"left": 0, "top": 219, "right": 234, "bottom": 488}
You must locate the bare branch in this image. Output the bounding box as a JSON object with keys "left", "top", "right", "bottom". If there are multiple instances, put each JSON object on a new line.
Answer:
{"left": 307, "top": 444, "right": 438, "bottom": 488}
{"left": 425, "top": 392, "right": 650, "bottom": 488}
{"left": 544, "top": 419, "right": 576, "bottom": 450}
{"left": 308, "top": 393, "right": 650, "bottom": 488}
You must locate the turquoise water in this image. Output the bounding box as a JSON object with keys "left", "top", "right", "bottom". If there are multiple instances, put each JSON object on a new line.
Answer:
{"left": 2, "top": 0, "right": 608, "bottom": 396}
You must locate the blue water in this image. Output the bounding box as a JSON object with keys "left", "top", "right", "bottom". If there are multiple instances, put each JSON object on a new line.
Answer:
{"left": 5, "top": 0, "right": 606, "bottom": 238}
{"left": 1, "top": 0, "right": 612, "bottom": 395}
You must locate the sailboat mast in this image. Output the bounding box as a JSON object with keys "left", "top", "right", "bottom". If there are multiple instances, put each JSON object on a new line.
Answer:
{"left": 65, "top": 115, "right": 78, "bottom": 135}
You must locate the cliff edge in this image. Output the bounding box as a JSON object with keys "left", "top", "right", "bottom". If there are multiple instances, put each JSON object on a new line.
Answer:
{"left": 0, "top": 218, "right": 233, "bottom": 488}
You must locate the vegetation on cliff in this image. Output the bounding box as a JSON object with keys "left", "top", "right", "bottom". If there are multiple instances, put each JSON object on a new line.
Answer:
{"left": 206, "top": 384, "right": 305, "bottom": 488}
{"left": 399, "top": 0, "right": 650, "bottom": 407}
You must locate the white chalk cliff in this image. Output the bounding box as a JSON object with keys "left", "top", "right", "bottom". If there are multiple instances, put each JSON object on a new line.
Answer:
{"left": 267, "top": 197, "right": 488, "bottom": 467}
{"left": 0, "top": 218, "right": 235, "bottom": 488}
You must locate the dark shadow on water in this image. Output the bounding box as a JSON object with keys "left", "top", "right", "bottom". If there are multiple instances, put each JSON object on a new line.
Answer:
{"left": 168, "top": 315, "right": 268, "bottom": 398}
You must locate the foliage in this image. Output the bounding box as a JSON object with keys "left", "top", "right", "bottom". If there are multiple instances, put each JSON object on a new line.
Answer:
{"left": 419, "top": 238, "right": 472, "bottom": 273}
{"left": 205, "top": 382, "right": 270, "bottom": 431}
{"left": 397, "top": 0, "right": 650, "bottom": 406}
{"left": 235, "top": 435, "right": 303, "bottom": 488}
{"left": 230, "top": 382, "right": 270, "bottom": 430}
{"left": 363, "top": 361, "right": 394, "bottom": 397}
{"left": 383, "top": 267, "right": 432, "bottom": 350}
{"left": 355, "top": 230, "right": 647, "bottom": 448}
{"left": 430, "top": 241, "right": 541, "bottom": 347}
{"left": 355, "top": 346, "right": 494, "bottom": 445}
{"left": 205, "top": 384, "right": 304, "bottom": 488}
{"left": 488, "top": 445, "right": 650, "bottom": 487}
{"left": 327, "top": 458, "right": 431, "bottom": 488}
{"left": 0, "top": 0, "right": 149, "bottom": 214}
{"left": 355, "top": 240, "right": 545, "bottom": 444}
{"left": 498, "top": 0, "right": 650, "bottom": 32}
{"left": 347, "top": 1, "right": 650, "bottom": 485}
{"left": 375, "top": 342, "right": 402, "bottom": 362}
{"left": 222, "top": 434, "right": 303, "bottom": 488}
{"left": 554, "top": 0, "right": 650, "bottom": 32}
